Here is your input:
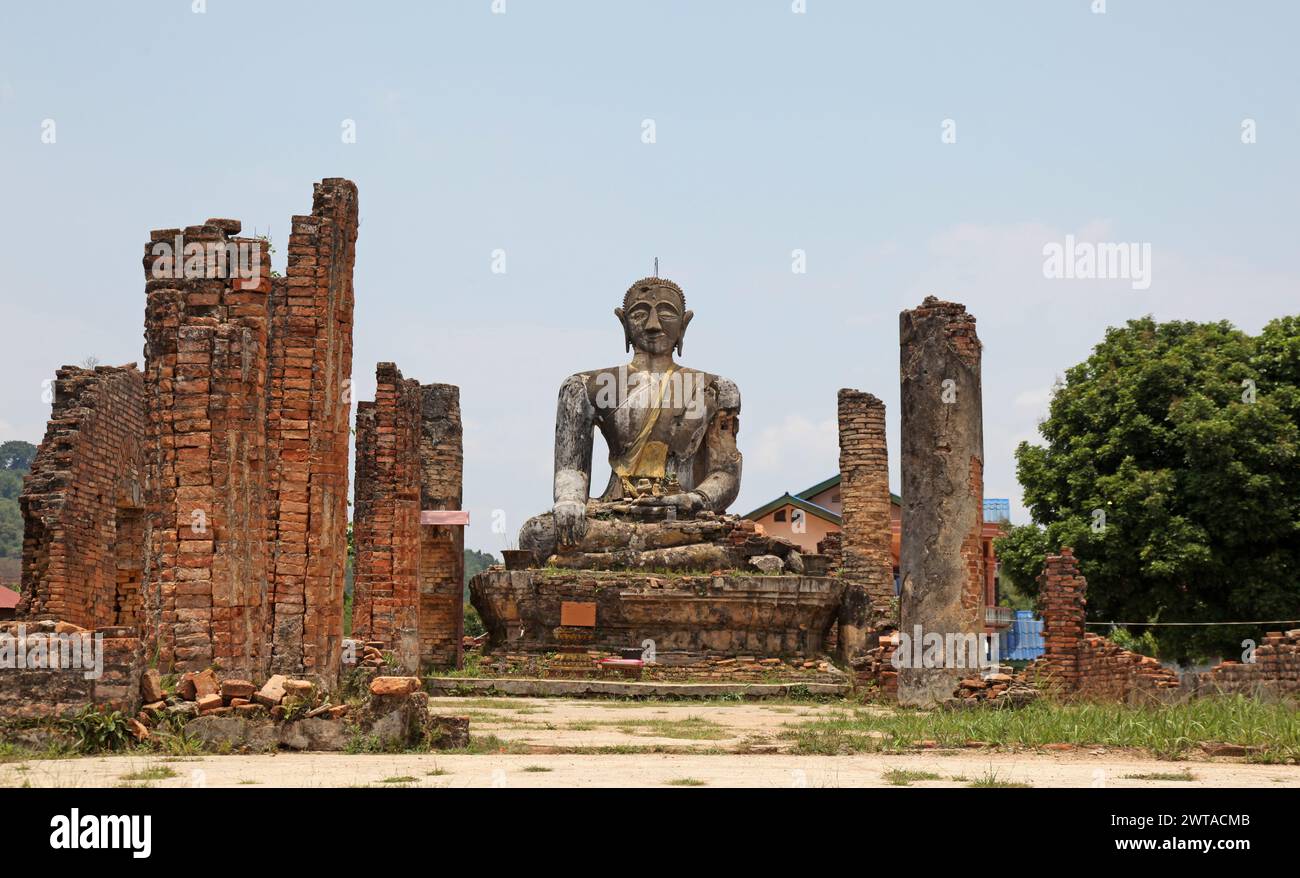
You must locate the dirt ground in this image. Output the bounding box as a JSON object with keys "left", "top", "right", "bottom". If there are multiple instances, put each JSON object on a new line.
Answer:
{"left": 3, "top": 697, "right": 1297, "bottom": 788}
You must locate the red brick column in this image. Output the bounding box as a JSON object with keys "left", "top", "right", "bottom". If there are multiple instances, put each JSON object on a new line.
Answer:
{"left": 267, "top": 178, "right": 358, "bottom": 682}
{"left": 1036, "top": 547, "right": 1087, "bottom": 693}
{"left": 18, "top": 366, "right": 146, "bottom": 630}
{"left": 836, "top": 388, "right": 893, "bottom": 660}
{"left": 418, "top": 384, "right": 463, "bottom": 670}
{"left": 142, "top": 223, "right": 272, "bottom": 679}
{"left": 352, "top": 363, "right": 423, "bottom": 671}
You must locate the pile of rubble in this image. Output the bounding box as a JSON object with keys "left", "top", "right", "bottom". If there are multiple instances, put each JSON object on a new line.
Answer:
{"left": 346, "top": 639, "right": 390, "bottom": 669}
{"left": 131, "top": 668, "right": 468, "bottom": 752}
{"left": 954, "top": 669, "right": 1039, "bottom": 706}
{"left": 139, "top": 668, "right": 349, "bottom": 727}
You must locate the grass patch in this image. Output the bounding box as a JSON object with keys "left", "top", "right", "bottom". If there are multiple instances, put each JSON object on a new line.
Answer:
{"left": 426, "top": 698, "right": 538, "bottom": 711}
{"left": 119, "top": 766, "right": 178, "bottom": 782}
{"left": 882, "top": 768, "right": 942, "bottom": 786}
{"left": 447, "top": 734, "right": 532, "bottom": 755}
{"left": 615, "top": 716, "right": 728, "bottom": 741}
{"left": 237, "top": 779, "right": 261, "bottom": 785}
{"left": 380, "top": 775, "right": 419, "bottom": 784}
{"left": 520, "top": 765, "right": 553, "bottom": 772}
{"left": 784, "top": 696, "right": 1300, "bottom": 762}
{"left": 664, "top": 777, "right": 708, "bottom": 786}
{"left": 968, "top": 769, "right": 1031, "bottom": 788}
{"left": 1122, "top": 770, "right": 1196, "bottom": 781}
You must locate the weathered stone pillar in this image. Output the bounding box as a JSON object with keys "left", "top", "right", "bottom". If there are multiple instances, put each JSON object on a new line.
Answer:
{"left": 898, "top": 296, "right": 985, "bottom": 706}
{"left": 836, "top": 389, "right": 893, "bottom": 661}
{"left": 417, "top": 384, "right": 464, "bottom": 670}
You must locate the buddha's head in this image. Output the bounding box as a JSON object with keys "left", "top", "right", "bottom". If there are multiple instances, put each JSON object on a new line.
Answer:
{"left": 616, "top": 277, "right": 694, "bottom": 356}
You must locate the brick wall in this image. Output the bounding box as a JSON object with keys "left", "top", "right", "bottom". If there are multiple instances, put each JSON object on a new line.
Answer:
{"left": 1032, "top": 548, "right": 1182, "bottom": 700}
{"left": 18, "top": 366, "right": 146, "bottom": 630}
{"left": 1199, "top": 630, "right": 1300, "bottom": 696}
{"left": 266, "top": 178, "right": 358, "bottom": 680}
{"left": 0, "top": 622, "right": 144, "bottom": 719}
{"left": 142, "top": 223, "right": 273, "bottom": 680}
{"left": 417, "top": 384, "right": 463, "bottom": 670}
{"left": 353, "top": 365, "right": 464, "bottom": 673}
{"left": 352, "top": 363, "right": 423, "bottom": 670}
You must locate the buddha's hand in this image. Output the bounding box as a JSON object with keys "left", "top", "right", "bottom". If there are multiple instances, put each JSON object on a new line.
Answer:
{"left": 553, "top": 499, "right": 588, "bottom": 547}
{"left": 632, "top": 491, "right": 706, "bottom": 515}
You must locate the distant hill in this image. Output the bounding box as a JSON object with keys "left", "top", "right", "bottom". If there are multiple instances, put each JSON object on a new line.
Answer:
{"left": 0, "top": 441, "right": 36, "bottom": 561}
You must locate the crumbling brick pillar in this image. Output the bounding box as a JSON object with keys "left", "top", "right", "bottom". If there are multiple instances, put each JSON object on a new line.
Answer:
{"left": 352, "top": 364, "right": 423, "bottom": 672}
{"left": 835, "top": 389, "right": 893, "bottom": 661}
{"left": 897, "top": 296, "right": 985, "bottom": 707}
{"left": 266, "top": 178, "right": 358, "bottom": 682}
{"left": 18, "top": 366, "right": 146, "bottom": 630}
{"left": 417, "top": 384, "right": 464, "bottom": 670}
{"left": 353, "top": 368, "right": 464, "bottom": 673}
{"left": 142, "top": 222, "right": 272, "bottom": 679}
{"left": 1036, "top": 548, "right": 1086, "bottom": 693}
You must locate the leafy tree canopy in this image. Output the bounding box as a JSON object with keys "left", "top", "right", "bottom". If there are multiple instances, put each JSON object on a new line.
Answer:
{"left": 1004, "top": 315, "right": 1300, "bottom": 661}
{"left": 0, "top": 441, "right": 36, "bottom": 471}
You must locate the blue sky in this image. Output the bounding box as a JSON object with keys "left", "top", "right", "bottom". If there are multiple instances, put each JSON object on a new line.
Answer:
{"left": 1, "top": 1, "right": 1297, "bottom": 553}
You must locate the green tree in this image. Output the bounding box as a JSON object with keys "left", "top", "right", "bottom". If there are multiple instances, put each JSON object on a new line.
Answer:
{"left": 993, "top": 523, "right": 1050, "bottom": 602}
{"left": 1012, "top": 315, "right": 1300, "bottom": 662}
{"left": 0, "top": 441, "right": 36, "bottom": 471}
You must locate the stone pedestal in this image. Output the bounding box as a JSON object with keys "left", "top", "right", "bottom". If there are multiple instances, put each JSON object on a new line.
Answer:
{"left": 469, "top": 569, "right": 844, "bottom": 663}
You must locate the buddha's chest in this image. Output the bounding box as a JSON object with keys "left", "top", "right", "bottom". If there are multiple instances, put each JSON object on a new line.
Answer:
{"left": 597, "top": 371, "right": 712, "bottom": 458}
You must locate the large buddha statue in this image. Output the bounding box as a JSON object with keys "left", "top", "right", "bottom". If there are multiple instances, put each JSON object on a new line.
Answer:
{"left": 519, "top": 277, "right": 743, "bottom": 562}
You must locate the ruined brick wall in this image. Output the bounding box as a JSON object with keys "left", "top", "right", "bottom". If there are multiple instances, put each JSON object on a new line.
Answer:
{"left": 1032, "top": 548, "right": 1181, "bottom": 700}
{"left": 14, "top": 179, "right": 357, "bottom": 696}
{"left": 1198, "top": 630, "right": 1300, "bottom": 696}
{"left": 0, "top": 621, "right": 144, "bottom": 719}
{"left": 266, "top": 178, "right": 358, "bottom": 681}
{"left": 352, "top": 364, "right": 423, "bottom": 671}
{"left": 816, "top": 531, "right": 842, "bottom": 569}
{"left": 18, "top": 366, "right": 146, "bottom": 630}
{"left": 353, "top": 368, "right": 465, "bottom": 672}
{"left": 417, "top": 384, "right": 464, "bottom": 670}
{"left": 143, "top": 224, "right": 272, "bottom": 680}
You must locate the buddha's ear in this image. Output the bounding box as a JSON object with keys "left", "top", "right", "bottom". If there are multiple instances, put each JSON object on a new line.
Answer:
{"left": 677, "top": 310, "right": 694, "bottom": 356}
{"left": 615, "top": 307, "right": 631, "bottom": 352}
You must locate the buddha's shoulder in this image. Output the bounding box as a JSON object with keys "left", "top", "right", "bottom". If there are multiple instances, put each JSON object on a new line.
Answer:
{"left": 693, "top": 371, "right": 740, "bottom": 409}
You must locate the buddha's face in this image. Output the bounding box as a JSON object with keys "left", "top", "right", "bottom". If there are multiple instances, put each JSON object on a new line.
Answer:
{"left": 620, "top": 285, "right": 690, "bottom": 356}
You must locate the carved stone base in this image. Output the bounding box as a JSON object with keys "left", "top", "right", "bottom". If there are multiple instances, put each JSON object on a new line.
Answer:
{"left": 469, "top": 569, "right": 844, "bottom": 662}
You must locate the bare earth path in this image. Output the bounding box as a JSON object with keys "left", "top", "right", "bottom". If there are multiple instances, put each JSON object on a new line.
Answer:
{"left": 4, "top": 698, "right": 1297, "bottom": 788}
